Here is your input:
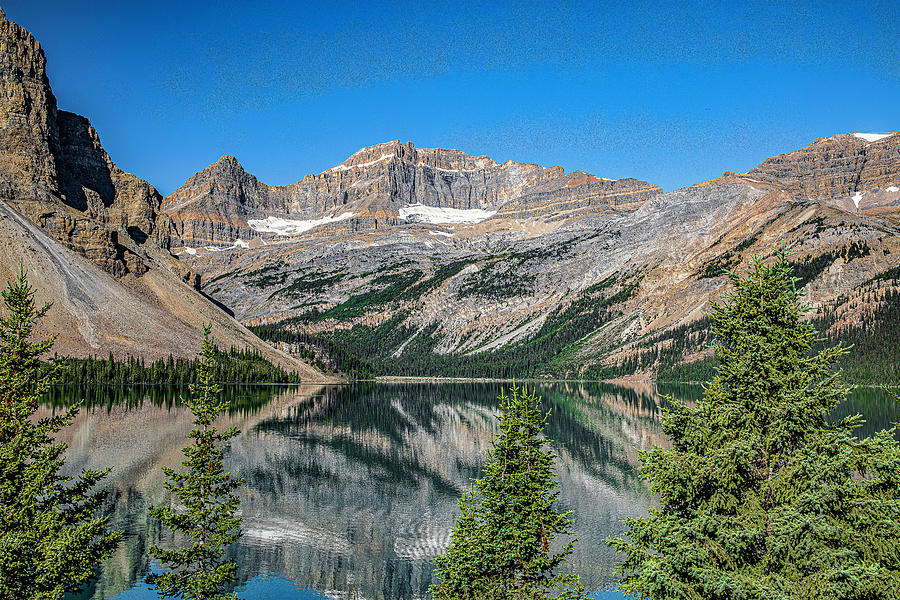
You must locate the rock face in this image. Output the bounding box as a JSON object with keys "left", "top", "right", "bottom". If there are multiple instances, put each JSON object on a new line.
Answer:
{"left": 747, "top": 132, "right": 900, "bottom": 201}
{"left": 0, "top": 9, "right": 170, "bottom": 278}
{"left": 1, "top": 8, "right": 897, "bottom": 379}
{"left": 0, "top": 10, "right": 324, "bottom": 378}
{"left": 162, "top": 140, "right": 662, "bottom": 248}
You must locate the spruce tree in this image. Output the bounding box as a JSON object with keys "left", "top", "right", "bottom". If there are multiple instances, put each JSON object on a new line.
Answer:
{"left": 608, "top": 251, "right": 900, "bottom": 599}
{"left": 430, "top": 384, "right": 586, "bottom": 600}
{"left": 0, "top": 267, "right": 120, "bottom": 599}
{"left": 149, "top": 325, "right": 243, "bottom": 600}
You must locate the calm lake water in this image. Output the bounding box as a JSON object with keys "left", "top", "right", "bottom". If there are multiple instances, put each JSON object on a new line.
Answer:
{"left": 42, "top": 382, "right": 897, "bottom": 600}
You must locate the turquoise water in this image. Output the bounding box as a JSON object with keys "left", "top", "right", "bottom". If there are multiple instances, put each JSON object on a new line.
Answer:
{"left": 114, "top": 576, "right": 624, "bottom": 599}
{"left": 49, "top": 382, "right": 895, "bottom": 600}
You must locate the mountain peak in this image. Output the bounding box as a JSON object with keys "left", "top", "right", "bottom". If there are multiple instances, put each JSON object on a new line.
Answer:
{"left": 205, "top": 154, "right": 251, "bottom": 176}
{"left": 326, "top": 140, "right": 508, "bottom": 175}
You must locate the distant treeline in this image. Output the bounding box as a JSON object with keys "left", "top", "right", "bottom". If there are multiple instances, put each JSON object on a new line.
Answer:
{"left": 251, "top": 283, "right": 900, "bottom": 385}
{"left": 248, "top": 324, "right": 376, "bottom": 379}
{"left": 816, "top": 288, "right": 900, "bottom": 385}
{"left": 52, "top": 347, "right": 301, "bottom": 385}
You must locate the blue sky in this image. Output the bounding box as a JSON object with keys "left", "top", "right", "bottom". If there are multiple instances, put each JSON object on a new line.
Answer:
{"left": 5, "top": 0, "right": 898, "bottom": 194}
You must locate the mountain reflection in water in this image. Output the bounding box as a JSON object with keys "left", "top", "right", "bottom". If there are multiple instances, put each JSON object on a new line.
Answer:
{"left": 44, "top": 382, "right": 896, "bottom": 600}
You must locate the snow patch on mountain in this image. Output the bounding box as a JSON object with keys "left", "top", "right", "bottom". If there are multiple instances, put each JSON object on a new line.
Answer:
{"left": 248, "top": 213, "right": 355, "bottom": 235}
{"left": 417, "top": 162, "right": 483, "bottom": 174}
{"left": 399, "top": 204, "right": 495, "bottom": 224}
{"left": 852, "top": 132, "right": 895, "bottom": 143}
{"left": 329, "top": 154, "right": 392, "bottom": 172}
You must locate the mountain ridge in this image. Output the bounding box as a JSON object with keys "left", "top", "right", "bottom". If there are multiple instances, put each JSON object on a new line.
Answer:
{"left": 0, "top": 9, "right": 326, "bottom": 378}
{"left": 171, "top": 132, "right": 900, "bottom": 379}
{"left": 162, "top": 139, "right": 662, "bottom": 250}
{"left": 0, "top": 7, "right": 897, "bottom": 381}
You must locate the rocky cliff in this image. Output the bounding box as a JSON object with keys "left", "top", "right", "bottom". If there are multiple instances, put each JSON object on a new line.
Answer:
{"left": 0, "top": 8, "right": 174, "bottom": 278}
{"left": 746, "top": 132, "right": 900, "bottom": 209}
{"left": 162, "top": 140, "right": 662, "bottom": 249}
{"left": 1, "top": 7, "right": 897, "bottom": 380}
{"left": 0, "top": 9, "right": 324, "bottom": 378}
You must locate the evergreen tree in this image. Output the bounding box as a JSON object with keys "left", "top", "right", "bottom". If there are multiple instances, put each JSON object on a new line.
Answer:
{"left": 608, "top": 251, "right": 900, "bottom": 599}
{"left": 149, "top": 325, "right": 243, "bottom": 600}
{"left": 430, "top": 384, "right": 586, "bottom": 600}
{"left": 0, "top": 268, "right": 120, "bottom": 599}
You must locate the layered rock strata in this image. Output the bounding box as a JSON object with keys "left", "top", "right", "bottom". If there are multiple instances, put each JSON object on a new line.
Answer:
{"left": 163, "top": 140, "right": 662, "bottom": 248}
{"left": 746, "top": 132, "right": 900, "bottom": 201}
{"left": 0, "top": 9, "right": 171, "bottom": 278}
{"left": 0, "top": 9, "right": 323, "bottom": 377}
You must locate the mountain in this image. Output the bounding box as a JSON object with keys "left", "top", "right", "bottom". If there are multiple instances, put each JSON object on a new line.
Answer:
{"left": 167, "top": 131, "right": 900, "bottom": 380}
{"left": 0, "top": 9, "right": 323, "bottom": 379}
{"left": 747, "top": 132, "right": 900, "bottom": 220}
{"left": 2, "top": 8, "right": 897, "bottom": 382}
{"left": 161, "top": 140, "right": 661, "bottom": 250}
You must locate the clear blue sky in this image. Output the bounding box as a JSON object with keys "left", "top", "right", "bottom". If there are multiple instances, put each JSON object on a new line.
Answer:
{"left": 5, "top": 0, "right": 898, "bottom": 194}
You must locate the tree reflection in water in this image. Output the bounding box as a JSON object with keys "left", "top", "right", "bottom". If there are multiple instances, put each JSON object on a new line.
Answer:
{"left": 49, "top": 382, "right": 896, "bottom": 599}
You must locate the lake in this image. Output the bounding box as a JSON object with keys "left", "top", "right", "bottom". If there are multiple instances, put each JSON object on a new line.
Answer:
{"left": 42, "top": 381, "right": 897, "bottom": 600}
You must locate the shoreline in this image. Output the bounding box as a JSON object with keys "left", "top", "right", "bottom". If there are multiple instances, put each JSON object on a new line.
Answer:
{"left": 374, "top": 375, "right": 658, "bottom": 384}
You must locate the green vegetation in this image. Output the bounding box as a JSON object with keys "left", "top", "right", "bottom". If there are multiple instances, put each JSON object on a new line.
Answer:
{"left": 249, "top": 250, "right": 899, "bottom": 383}
{"left": 42, "top": 383, "right": 297, "bottom": 415}
{"left": 249, "top": 324, "right": 376, "bottom": 379}
{"left": 296, "top": 270, "right": 424, "bottom": 321}
{"left": 608, "top": 252, "right": 900, "bottom": 598}
{"left": 458, "top": 257, "right": 536, "bottom": 298}
{"left": 431, "top": 385, "right": 586, "bottom": 600}
{"left": 52, "top": 347, "right": 301, "bottom": 385}
{"left": 0, "top": 269, "right": 120, "bottom": 599}
{"left": 580, "top": 315, "right": 713, "bottom": 381}
{"left": 454, "top": 242, "right": 589, "bottom": 300}
{"left": 268, "top": 270, "right": 344, "bottom": 300}
{"left": 815, "top": 288, "right": 900, "bottom": 385}
{"left": 149, "top": 325, "right": 243, "bottom": 599}
{"left": 655, "top": 354, "right": 717, "bottom": 382}
{"left": 294, "top": 273, "right": 642, "bottom": 378}
{"left": 868, "top": 263, "right": 900, "bottom": 283}
{"left": 603, "top": 258, "right": 900, "bottom": 384}
{"left": 697, "top": 231, "right": 760, "bottom": 279}
{"left": 286, "top": 260, "right": 479, "bottom": 323}
{"left": 785, "top": 240, "right": 871, "bottom": 288}
{"left": 244, "top": 260, "right": 289, "bottom": 289}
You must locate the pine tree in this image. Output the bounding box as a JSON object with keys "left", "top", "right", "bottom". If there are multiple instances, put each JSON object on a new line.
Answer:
{"left": 608, "top": 251, "right": 900, "bottom": 599}
{"left": 0, "top": 267, "right": 120, "bottom": 599}
{"left": 430, "top": 384, "right": 586, "bottom": 600}
{"left": 149, "top": 324, "right": 243, "bottom": 600}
